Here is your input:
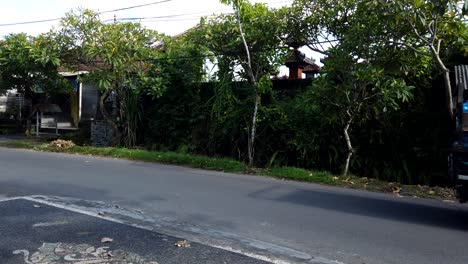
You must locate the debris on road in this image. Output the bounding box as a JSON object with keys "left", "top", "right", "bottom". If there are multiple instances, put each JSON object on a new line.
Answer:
{"left": 175, "top": 240, "right": 190, "bottom": 248}
{"left": 49, "top": 139, "right": 75, "bottom": 149}
{"left": 101, "top": 237, "right": 114, "bottom": 243}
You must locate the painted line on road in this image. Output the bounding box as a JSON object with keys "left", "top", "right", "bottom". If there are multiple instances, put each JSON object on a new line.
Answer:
{"left": 2, "top": 195, "right": 346, "bottom": 264}
{"left": 16, "top": 196, "right": 289, "bottom": 264}
{"left": 0, "top": 197, "right": 22, "bottom": 202}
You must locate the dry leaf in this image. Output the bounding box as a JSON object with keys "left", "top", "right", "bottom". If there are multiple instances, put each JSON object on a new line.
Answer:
{"left": 33, "top": 204, "right": 41, "bottom": 208}
{"left": 393, "top": 187, "right": 402, "bottom": 194}
{"left": 101, "top": 237, "right": 114, "bottom": 243}
{"left": 342, "top": 177, "right": 355, "bottom": 184}
{"left": 175, "top": 240, "right": 190, "bottom": 248}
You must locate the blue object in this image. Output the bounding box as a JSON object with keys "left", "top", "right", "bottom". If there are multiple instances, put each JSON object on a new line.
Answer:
{"left": 464, "top": 133, "right": 468, "bottom": 148}
{"left": 463, "top": 101, "right": 468, "bottom": 112}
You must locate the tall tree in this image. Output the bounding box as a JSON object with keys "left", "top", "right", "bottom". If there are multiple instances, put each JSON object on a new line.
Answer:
{"left": 199, "top": 0, "right": 287, "bottom": 166}
{"left": 314, "top": 49, "right": 413, "bottom": 176}
{"left": 0, "top": 33, "right": 66, "bottom": 97}
{"left": 55, "top": 9, "right": 166, "bottom": 147}
{"left": 293, "top": 0, "right": 468, "bottom": 116}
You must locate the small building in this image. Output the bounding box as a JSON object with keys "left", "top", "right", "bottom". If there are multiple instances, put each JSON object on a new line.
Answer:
{"left": 1, "top": 71, "right": 100, "bottom": 132}
{"left": 284, "top": 48, "right": 321, "bottom": 79}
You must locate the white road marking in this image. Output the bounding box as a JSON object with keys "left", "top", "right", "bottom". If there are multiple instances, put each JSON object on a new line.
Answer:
{"left": 1, "top": 195, "right": 346, "bottom": 264}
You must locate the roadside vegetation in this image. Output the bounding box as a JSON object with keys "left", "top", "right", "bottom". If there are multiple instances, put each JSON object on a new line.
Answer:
{"left": 1, "top": 0, "right": 467, "bottom": 195}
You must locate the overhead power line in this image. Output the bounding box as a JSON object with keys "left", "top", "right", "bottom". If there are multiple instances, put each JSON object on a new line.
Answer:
{"left": 0, "top": 0, "right": 172, "bottom": 27}
{"left": 104, "top": 0, "right": 294, "bottom": 24}
{"left": 0, "top": 0, "right": 293, "bottom": 27}
{"left": 99, "top": 0, "right": 171, "bottom": 14}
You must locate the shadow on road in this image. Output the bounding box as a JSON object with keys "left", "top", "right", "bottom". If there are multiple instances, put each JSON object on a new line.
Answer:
{"left": 249, "top": 186, "right": 468, "bottom": 231}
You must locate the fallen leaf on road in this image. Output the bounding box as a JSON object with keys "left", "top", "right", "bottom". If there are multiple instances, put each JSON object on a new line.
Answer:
{"left": 175, "top": 240, "right": 190, "bottom": 248}
{"left": 101, "top": 237, "right": 113, "bottom": 243}
{"left": 33, "top": 204, "right": 41, "bottom": 208}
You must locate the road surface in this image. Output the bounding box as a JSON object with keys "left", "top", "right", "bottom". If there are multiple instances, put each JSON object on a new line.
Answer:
{"left": 1, "top": 147, "right": 468, "bottom": 264}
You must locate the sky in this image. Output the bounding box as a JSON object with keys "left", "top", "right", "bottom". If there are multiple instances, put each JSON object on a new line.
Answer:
{"left": 0, "top": 0, "right": 294, "bottom": 37}
{"left": 0, "top": 0, "right": 320, "bottom": 76}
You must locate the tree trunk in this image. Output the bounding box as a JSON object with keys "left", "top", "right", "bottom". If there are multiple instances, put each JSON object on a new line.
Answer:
{"left": 431, "top": 46, "right": 454, "bottom": 117}
{"left": 234, "top": 1, "right": 258, "bottom": 167}
{"left": 443, "top": 69, "right": 454, "bottom": 117}
{"left": 343, "top": 119, "right": 354, "bottom": 177}
{"left": 248, "top": 93, "right": 260, "bottom": 167}
{"left": 99, "top": 90, "right": 120, "bottom": 145}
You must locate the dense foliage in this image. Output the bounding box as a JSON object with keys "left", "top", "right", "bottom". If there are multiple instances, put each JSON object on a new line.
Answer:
{"left": 1, "top": 0, "right": 467, "bottom": 184}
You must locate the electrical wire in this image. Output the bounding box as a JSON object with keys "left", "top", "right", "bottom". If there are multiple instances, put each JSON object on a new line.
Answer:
{"left": 107, "top": 0, "right": 293, "bottom": 23}
{"left": 0, "top": 0, "right": 172, "bottom": 27}
{"left": 0, "top": 0, "right": 293, "bottom": 27}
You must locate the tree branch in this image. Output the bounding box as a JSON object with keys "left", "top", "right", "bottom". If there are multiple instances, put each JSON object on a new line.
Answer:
{"left": 388, "top": 40, "right": 431, "bottom": 56}
{"left": 306, "top": 44, "right": 330, "bottom": 55}
{"left": 408, "top": 18, "right": 431, "bottom": 46}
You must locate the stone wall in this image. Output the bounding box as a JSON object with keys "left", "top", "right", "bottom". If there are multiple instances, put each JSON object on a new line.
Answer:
{"left": 91, "top": 120, "right": 113, "bottom": 147}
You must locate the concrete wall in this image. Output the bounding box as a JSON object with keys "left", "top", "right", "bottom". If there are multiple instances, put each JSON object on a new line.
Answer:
{"left": 91, "top": 120, "right": 113, "bottom": 147}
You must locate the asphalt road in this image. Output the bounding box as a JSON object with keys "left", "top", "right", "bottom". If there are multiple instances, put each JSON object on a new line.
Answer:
{"left": 0, "top": 198, "right": 267, "bottom": 264}
{"left": 1, "top": 147, "right": 468, "bottom": 264}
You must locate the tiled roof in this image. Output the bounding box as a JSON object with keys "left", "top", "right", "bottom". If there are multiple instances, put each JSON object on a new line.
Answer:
{"left": 285, "top": 49, "right": 315, "bottom": 67}
{"left": 303, "top": 64, "right": 321, "bottom": 73}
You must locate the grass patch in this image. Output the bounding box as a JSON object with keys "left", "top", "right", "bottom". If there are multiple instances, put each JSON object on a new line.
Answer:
{"left": 0, "top": 138, "right": 47, "bottom": 149}
{"left": 266, "top": 166, "right": 337, "bottom": 185}
{"left": 42, "top": 145, "right": 247, "bottom": 173}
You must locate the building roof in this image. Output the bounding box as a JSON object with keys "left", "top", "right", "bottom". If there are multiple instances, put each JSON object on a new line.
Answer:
{"left": 303, "top": 63, "right": 321, "bottom": 73}
{"left": 285, "top": 49, "right": 315, "bottom": 68}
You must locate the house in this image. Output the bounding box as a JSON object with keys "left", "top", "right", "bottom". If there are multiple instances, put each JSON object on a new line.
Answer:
{"left": 0, "top": 70, "right": 100, "bottom": 133}
{"left": 59, "top": 71, "right": 100, "bottom": 127}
